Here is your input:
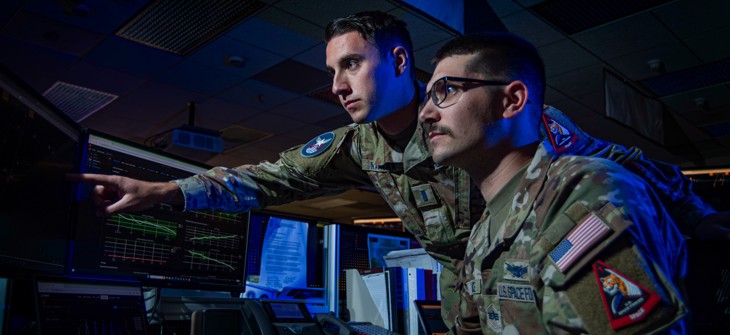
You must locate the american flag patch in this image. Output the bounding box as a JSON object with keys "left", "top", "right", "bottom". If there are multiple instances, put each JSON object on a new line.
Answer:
{"left": 549, "top": 213, "right": 610, "bottom": 272}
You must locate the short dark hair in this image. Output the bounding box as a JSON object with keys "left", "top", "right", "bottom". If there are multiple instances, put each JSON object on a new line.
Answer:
{"left": 432, "top": 32, "right": 545, "bottom": 106}
{"left": 325, "top": 11, "right": 414, "bottom": 78}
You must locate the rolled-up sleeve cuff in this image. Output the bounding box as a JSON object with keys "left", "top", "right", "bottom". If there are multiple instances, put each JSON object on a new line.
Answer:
{"left": 172, "top": 176, "right": 207, "bottom": 211}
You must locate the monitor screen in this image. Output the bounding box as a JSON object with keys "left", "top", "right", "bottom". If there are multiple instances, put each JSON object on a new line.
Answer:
{"left": 0, "top": 65, "right": 79, "bottom": 277}
{"left": 35, "top": 276, "right": 148, "bottom": 335}
{"left": 70, "top": 130, "right": 248, "bottom": 293}
{"left": 244, "top": 211, "right": 324, "bottom": 298}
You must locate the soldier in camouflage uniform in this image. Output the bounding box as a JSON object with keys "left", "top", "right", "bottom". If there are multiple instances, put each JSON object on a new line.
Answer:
{"left": 69, "top": 11, "right": 725, "bottom": 331}
{"left": 419, "top": 33, "right": 688, "bottom": 333}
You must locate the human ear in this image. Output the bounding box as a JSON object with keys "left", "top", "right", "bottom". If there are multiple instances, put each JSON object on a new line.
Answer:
{"left": 502, "top": 81, "right": 528, "bottom": 119}
{"left": 392, "top": 46, "right": 409, "bottom": 77}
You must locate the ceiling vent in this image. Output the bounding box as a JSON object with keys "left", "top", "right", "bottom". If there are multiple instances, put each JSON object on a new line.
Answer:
{"left": 42, "top": 81, "right": 118, "bottom": 122}
{"left": 116, "top": 0, "right": 266, "bottom": 55}
{"left": 531, "top": 0, "right": 672, "bottom": 35}
{"left": 641, "top": 58, "right": 730, "bottom": 97}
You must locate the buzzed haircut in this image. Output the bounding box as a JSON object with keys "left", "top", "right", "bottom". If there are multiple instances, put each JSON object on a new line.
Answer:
{"left": 325, "top": 11, "right": 414, "bottom": 79}
{"left": 432, "top": 32, "right": 545, "bottom": 104}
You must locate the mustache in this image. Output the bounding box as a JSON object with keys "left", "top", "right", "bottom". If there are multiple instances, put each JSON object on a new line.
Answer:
{"left": 426, "top": 124, "right": 451, "bottom": 136}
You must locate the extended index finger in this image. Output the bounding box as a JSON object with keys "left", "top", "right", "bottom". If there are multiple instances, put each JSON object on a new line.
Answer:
{"left": 66, "top": 173, "right": 116, "bottom": 185}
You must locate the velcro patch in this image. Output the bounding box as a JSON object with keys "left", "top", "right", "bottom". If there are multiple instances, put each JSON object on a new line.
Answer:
{"left": 549, "top": 212, "right": 610, "bottom": 273}
{"left": 412, "top": 184, "right": 438, "bottom": 207}
{"left": 486, "top": 303, "right": 502, "bottom": 333}
{"left": 542, "top": 113, "right": 578, "bottom": 154}
{"left": 593, "top": 260, "right": 660, "bottom": 330}
{"left": 497, "top": 282, "right": 535, "bottom": 302}
{"left": 503, "top": 260, "right": 530, "bottom": 282}
{"left": 465, "top": 279, "right": 481, "bottom": 296}
{"left": 300, "top": 132, "right": 335, "bottom": 157}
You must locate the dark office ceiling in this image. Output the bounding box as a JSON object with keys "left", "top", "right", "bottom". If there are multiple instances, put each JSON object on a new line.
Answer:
{"left": 1, "top": 0, "right": 729, "bottom": 223}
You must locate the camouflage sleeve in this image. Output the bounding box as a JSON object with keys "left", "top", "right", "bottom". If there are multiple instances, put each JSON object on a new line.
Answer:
{"left": 584, "top": 143, "right": 716, "bottom": 237}
{"left": 173, "top": 125, "right": 371, "bottom": 212}
{"left": 539, "top": 157, "right": 688, "bottom": 334}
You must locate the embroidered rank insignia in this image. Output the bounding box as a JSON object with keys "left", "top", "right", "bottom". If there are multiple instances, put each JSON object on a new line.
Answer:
{"left": 503, "top": 261, "right": 530, "bottom": 282}
{"left": 486, "top": 303, "right": 502, "bottom": 333}
{"left": 300, "top": 132, "right": 335, "bottom": 157}
{"left": 542, "top": 113, "right": 578, "bottom": 154}
{"left": 497, "top": 282, "right": 535, "bottom": 302}
{"left": 549, "top": 212, "right": 610, "bottom": 273}
{"left": 593, "top": 260, "right": 660, "bottom": 330}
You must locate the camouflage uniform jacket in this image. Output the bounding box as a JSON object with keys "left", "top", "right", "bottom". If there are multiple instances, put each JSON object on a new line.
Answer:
{"left": 456, "top": 143, "right": 688, "bottom": 335}
{"left": 174, "top": 118, "right": 482, "bottom": 266}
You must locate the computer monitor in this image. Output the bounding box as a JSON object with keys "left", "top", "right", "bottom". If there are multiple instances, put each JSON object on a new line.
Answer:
{"left": 0, "top": 64, "right": 79, "bottom": 277}
{"left": 34, "top": 276, "right": 149, "bottom": 335}
{"left": 244, "top": 211, "right": 325, "bottom": 298}
{"left": 70, "top": 130, "right": 248, "bottom": 293}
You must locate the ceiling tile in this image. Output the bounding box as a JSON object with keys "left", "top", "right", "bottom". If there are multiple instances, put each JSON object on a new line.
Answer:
{"left": 572, "top": 90, "right": 605, "bottom": 115}
{"left": 253, "top": 59, "right": 330, "bottom": 94}
{"left": 1, "top": 10, "right": 104, "bottom": 58}
{"left": 241, "top": 112, "right": 307, "bottom": 135}
{"left": 21, "top": 0, "right": 149, "bottom": 35}
{"left": 544, "top": 85, "right": 570, "bottom": 104}
{"left": 218, "top": 79, "right": 300, "bottom": 110}
{"left": 255, "top": 7, "right": 324, "bottom": 42}
{"left": 572, "top": 13, "right": 675, "bottom": 60}
{"left": 682, "top": 25, "right": 730, "bottom": 64}
{"left": 249, "top": 134, "right": 302, "bottom": 152}
{"left": 158, "top": 60, "right": 244, "bottom": 96}
{"left": 84, "top": 36, "right": 182, "bottom": 77}
{"left": 83, "top": 81, "right": 205, "bottom": 133}
{"left": 315, "top": 113, "right": 354, "bottom": 130}
{"left": 227, "top": 16, "right": 319, "bottom": 58}
{"left": 66, "top": 61, "right": 146, "bottom": 96}
{"left": 285, "top": 123, "right": 338, "bottom": 143}
{"left": 0, "top": 37, "right": 78, "bottom": 92}
{"left": 500, "top": 9, "right": 565, "bottom": 47}
{"left": 485, "top": 0, "right": 523, "bottom": 18}
{"left": 661, "top": 85, "right": 730, "bottom": 116}
{"left": 413, "top": 38, "right": 448, "bottom": 75}
{"left": 272, "top": 0, "right": 398, "bottom": 28}
{"left": 192, "top": 97, "right": 263, "bottom": 128}
{"left": 653, "top": 0, "right": 730, "bottom": 39}
{"left": 80, "top": 115, "right": 161, "bottom": 143}
{"left": 388, "top": 8, "right": 458, "bottom": 51}
{"left": 292, "top": 43, "right": 327, "bottom": 70}
{"left": 539, "top": 39, "right": 600, "bottom": 77}
{"left": 269, "top": 96, "right": 342, "bottom": 123}
{"left": 187, "top": 36, "right": 285, "bottom": 79}
{"left": 604, "top": 41, "right": 700, "bottom": 81}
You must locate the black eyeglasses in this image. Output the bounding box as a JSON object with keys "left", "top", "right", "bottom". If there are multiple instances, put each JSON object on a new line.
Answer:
{"left": 423, "top": 76, "right": 510, "bottom": 107}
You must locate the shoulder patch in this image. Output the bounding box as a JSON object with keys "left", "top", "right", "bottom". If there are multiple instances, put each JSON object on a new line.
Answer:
{"left": 593, "top": 260, "right": 660, "bottom": 330}
{"left": 300, "top": 132, "right": 335, "bottom": 157}
{"left": 542, "top": 113, "right": 578, "bottom": 154}
{"left": 549, "top": 212, "right": 610, "bottom": 273}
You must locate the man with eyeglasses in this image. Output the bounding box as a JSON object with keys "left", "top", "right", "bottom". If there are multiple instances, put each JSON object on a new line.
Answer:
{"left": 419, "top": 32, "right": 688, "bottom": 334}
{"left": 68, "top": 10, "right": 725, "bottom": 329}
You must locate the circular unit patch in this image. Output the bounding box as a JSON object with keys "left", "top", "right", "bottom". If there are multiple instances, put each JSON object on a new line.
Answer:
{"left": 300, "top": 132, "right": 336, "bottom": 157}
